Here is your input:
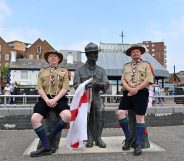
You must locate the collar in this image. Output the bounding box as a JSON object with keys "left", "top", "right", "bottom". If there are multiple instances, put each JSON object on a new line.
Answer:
{"left": 85, "top": 62, "right": 96, "bottom": 70}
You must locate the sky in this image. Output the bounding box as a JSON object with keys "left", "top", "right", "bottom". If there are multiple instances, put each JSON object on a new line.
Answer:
{"left": 0, "top": 0, "right": 184, "bottom": 73}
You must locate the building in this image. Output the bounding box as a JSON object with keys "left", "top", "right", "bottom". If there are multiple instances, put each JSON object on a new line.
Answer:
{"left": 9, "top": 58, "right": 83, "bottom": 95}
{"left": 59, "top": 50, "right": 82, "bottom": 63}
{"left": 0, "top": 37, "right": 12, "bottom": 67}
{"left": 167, "top": 71, "right": 184, "bottom": 85}
{"left": 0, "top": 37, "right": 55, "bottom": 92}
{"left": 142, "top": 41, "right": 167, "bottom": 68}
{"left": 24, "top": 38, "right": 54, "bottom": 60}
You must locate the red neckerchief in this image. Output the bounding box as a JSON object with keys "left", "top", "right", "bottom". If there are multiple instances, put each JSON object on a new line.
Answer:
{"left": 49, "top": 66, "right": 58, "bottom": 86}
{"left": 131, "top": 59, "right": 142, "bottom": 81}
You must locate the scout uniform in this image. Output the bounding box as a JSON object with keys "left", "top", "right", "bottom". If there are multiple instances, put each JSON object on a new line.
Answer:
{"left": 33, "top": 66, "right": 70, "bottom": 118}
{"left": 119, "top": 53, "right": 154, "bottom": 115}
{"left": 118, "top": 44, "right": 154, "bottom": 156}
{"left": 30, "top": 50, "right": 71, "bottom": 158}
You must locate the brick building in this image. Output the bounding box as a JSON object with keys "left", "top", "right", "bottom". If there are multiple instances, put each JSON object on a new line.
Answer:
{"left": 143, "top": 41, "right": 167, "bottom": 68}
{"left": 0, "top": 37, "right": 55, "bottom": 90}
{"left": 24, "top": 38, "right": 54, "bottom": 60}
{"left": 0, "top": 37, "right": 12, "bottom": 67}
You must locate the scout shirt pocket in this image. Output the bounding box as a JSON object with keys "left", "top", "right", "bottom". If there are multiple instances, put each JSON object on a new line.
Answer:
{"left": 57, "top": 71, "right": 65, "bottom": 88}
{"left": 123, "top": 69, "right": 132, "bottom": 82}
{"left": 40, "top": 72, "right": 50, "bottom": 89}
{"left": 138, "top": 67, "right": 146, "bottom": 82}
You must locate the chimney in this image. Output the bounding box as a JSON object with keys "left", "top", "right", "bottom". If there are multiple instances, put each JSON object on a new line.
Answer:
{"left": 11, "top": 51, "right": 16, "bottom": 62}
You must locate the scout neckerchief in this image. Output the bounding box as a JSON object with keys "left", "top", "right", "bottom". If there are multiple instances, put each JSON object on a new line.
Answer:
{"left": 131, "top": 59, "right": 142, "bottom": 81}
{"left": 49, "top": 66, "right": 59, "bottom": 97}
{"left": 49, "top": 66, "right": 58, "bottom": 85}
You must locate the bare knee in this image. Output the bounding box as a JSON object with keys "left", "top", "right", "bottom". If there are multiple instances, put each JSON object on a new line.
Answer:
{"left": 60, "top": 110, "right": 71, "bottom": 123}
{"left": 117, "top": 110, "right": 126, "bottom": 120}
{"left": 31, "top": 113, "right": 43, "bottom": 129}
{"left": 136, "top": 115, "right": 145, "bottom": 123}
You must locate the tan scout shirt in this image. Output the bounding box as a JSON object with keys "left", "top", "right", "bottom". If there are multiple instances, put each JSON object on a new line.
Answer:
{"left": 121, "top": 61, "right": 154, "bottom": 88}
{"left": 36, "top": 67, "right": 69, "bottom": 96}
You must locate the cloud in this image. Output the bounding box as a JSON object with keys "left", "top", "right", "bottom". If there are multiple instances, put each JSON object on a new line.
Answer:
{"left": 0, "top": 0, "right": 11, "bottom": 24}
{"left": 0, "top": 27, "right": 41, "bottom": 42}
{"left": 59, "top": 40, "right": 100, "bottom": 62}
{"left": 59, "top": 40, "right": 92, "bottom": 51}
{"left": 0, "top": 0, "right": 41, "bottom": 43}
{"left": 149, "top": 17, "right": 184, "bottom": 72}
{"left": 149, "top": 16, "right": 184, "bottom": 39}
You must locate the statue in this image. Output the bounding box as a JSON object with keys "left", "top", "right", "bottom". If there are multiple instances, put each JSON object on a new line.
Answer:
{"left": 73, "top": 42, "right": 109, "bottom": 148}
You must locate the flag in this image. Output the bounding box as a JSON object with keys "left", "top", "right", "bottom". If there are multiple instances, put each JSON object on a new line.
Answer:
{"left": 66, "top": 78, "right": 92, "bottom": 149}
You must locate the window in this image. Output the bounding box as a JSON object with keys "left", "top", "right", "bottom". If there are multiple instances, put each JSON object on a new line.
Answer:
{"left": 21, "top": 71, "right": 28, "bottom": 79}
{"left": 152, "top": 44, "right": 155, "bottom": 47}
{"left": 5, "top": 63, "right": 9, "bottom": 67}
{"left": 152, "top": 53, "right": 155, "bottom": 57}
{"left": 37, "top": 46, "right": 42, "bottom": 54}
{"left": 5, "top": 54, "right": 10, "bottom": 60}
{"left": 37, "top": 55, "right": 39, "bottom": 60}
{"left": 152, "top": 49, "right": 155, "bottom": 52}
{"left": 29, "top": 54, "right": 33, "bottom": 59}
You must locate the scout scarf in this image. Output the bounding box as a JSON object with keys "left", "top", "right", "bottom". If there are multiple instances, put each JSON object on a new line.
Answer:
{"left": 131, "top": 59, "right": 142, "bottom": 81}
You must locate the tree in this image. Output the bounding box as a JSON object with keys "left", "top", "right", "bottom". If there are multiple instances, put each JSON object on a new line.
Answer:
{"left": 0, "top": 66, "right": 10, "bottom": 87}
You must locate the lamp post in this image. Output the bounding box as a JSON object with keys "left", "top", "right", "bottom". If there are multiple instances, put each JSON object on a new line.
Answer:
{"left": 174, "top": 65, "right": 176, "bottom": 93}
{"left": 120, "top": 30, "right": 125, "bottom": 44}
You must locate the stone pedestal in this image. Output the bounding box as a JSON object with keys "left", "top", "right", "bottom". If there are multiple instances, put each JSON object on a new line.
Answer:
{"left": 37, "top": 111, "right": 61, "bottom": 149}
{"left": 128, "top": 110, "right": 150, "bottom": 149}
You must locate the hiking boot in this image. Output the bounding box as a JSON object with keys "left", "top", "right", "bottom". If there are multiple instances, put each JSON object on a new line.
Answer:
{"left": 122, "top": 137, "right": 135, "bottom": 151}
{"left": 30, "top": 147, "right": 52, "bottom": 157}
{"left": 134, "top": 144, "right": 142, "bottom": 156}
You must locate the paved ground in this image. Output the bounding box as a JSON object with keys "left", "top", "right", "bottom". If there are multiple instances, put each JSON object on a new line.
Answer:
{"left": 1, "top": 126, "right": 184, "bottom": 161}
{"left": 23, "top": 137, "right": 165, "bottom": 155}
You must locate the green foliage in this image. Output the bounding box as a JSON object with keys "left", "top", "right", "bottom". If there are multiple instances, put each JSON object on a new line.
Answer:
{"left": 0, "top": 66, "right": 10, "bottom": 84}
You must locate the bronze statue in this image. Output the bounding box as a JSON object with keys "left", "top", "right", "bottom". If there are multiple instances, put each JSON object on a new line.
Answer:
{"left": 73, "top": 42, "right": 109, "bottom": 148}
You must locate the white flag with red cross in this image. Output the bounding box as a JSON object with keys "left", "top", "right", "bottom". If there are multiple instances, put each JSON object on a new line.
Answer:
{"left": 66, "top": 78, "right": 92, "bottom": 149}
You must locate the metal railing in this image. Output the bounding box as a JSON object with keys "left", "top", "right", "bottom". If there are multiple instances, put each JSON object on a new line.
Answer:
{"left": 0, "top": 94, "right": 184, "bottom": 108}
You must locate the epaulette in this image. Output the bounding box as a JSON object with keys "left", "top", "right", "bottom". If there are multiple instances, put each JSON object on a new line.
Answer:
{"left": 40, "top": 67, "right": 48, "bottom": 71}
{"left": 124, "top": 62, "right": 131, "bottom": 66}
{"left": 60, "top": 67, "right": 68, "bottom": 73}
{"left": 142, "top": 60, "right": 150, "bottom": 64}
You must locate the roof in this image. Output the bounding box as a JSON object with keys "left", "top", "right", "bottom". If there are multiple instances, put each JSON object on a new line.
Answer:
{"left": 9, "top": 59, "right": 83, "bottom": 71}
{"left": 97, "top": 42, "right": 169, "bottom": 78}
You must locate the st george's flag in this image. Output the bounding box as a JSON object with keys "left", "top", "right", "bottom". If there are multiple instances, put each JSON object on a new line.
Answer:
{"left": 66, "top": 78, "right": 92, "bottom": 149}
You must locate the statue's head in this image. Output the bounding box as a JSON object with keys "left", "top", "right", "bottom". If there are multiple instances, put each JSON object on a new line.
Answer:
{"left": 83, "top": 42, "right": 102, "bottom": 61}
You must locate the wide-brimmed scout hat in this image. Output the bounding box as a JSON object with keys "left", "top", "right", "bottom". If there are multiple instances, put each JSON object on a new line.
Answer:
{"left": 44, "top": 50, "right": 63, "bottom": 64}
{"left": 81, "top": 42, "right": 102, "bottom": 53}
{"left": 126, "top": 44, "right": 146, "bottom": 56}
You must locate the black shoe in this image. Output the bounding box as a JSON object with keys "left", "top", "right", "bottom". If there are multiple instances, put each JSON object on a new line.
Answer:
{"left": 95, "top": 138, "right": 106, "bottom": 148}
{"left": 86, "top": 139, "right": 93, "bottom": 148}
{"left": 122, "top": 137, "right": 135, "bottom": 151}
{"left": 30, "top": 147, "right": 52, "bottom": 157}
{"left": 134, "top": 144, "right": 142, "bottom": 156}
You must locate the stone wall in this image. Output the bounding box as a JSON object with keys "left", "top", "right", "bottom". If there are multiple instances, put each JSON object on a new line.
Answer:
{"left": 1, "top": 106, "right": 184, "bottom": 130}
